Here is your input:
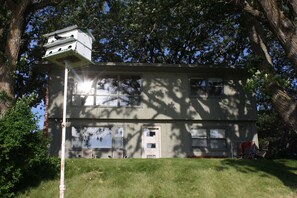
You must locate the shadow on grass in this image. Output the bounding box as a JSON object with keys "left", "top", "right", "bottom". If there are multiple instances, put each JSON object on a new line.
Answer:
{"left": 220, "top": 159, "right": 297, "bottom": 191}
{"left": 15, "top": 157, "right": 60, "bottom": 195}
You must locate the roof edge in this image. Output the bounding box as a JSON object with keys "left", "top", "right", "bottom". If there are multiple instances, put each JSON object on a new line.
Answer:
{"left": 43, "top": 25, "right": 78, "bottom": 37}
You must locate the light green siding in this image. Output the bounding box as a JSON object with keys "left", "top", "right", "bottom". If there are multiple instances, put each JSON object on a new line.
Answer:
{"left": 47, "top": 63, "right": 257, "bottom": 158}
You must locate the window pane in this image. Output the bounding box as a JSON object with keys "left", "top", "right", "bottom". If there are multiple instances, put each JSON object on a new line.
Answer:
{"left": 72, "top": 95, "right": 82, "bottom": 106}
{"left": 96, "top": 77, "right": 118, "bottom": 94}
{"left": 114, "top": 137, "right": 124, "bottom": 148}
{"left": 147, "top": 143, "right": 156, "bottom": 148}
{"left": 71, "top": 127, "right": 82, "bottom": 149}
{"left": 119, "top": 96, "right": 141, "bottom": 106}
{"left": 208, "top": 78, "right": 223, "bottom": 96}
{"left": 114, "top": 127, "right": 124, "bottom": 149}
{"left": 191, "top": 128, "right": 207, "bottom": 138}
{"left": 115, "top": 127, "right": 124, "bottom": 137}
{"left": 146, "top": 131, "right": 156, "bottom": 137}
{"left": 210, "top": 129, "right": 225, "bottom": 138}
{"left": 73, "top": 80, "right": 94, "bottom": 94}
{"left": 72, "top": 95, "right": 94, "bottom": 106}
{"left": 96, "top": 96, "right": 118, "bottom": 106}
{"left": 210, "top": 139, "right": 226, "bottom": 149}
{"left": 82, "top": 127, "right": 112, "bottom": 149}
{"left": 120, "top": 77, "right": 141, "bottom": 95}
{"left": 192, "top": 139, "right": 207, "bottom": 147}
{"left": 190, "top": 79, "right": 207, "bottom": 96}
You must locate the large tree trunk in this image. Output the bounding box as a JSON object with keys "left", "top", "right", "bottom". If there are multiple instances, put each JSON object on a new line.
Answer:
{"left": 0, "top": 0, "right": 63, "bottom": 114}
{"left": 230, "top": 0, "right": 297, "bottom": 72}
{"left": 247, "top": 15, "right": 297, "bottom": 133}
{"left": 269, "top": 84, "right": 297, "bottom": 131}
{"left": 0, "top": 0, "right": 30, "bottom": 114}
{"left": 257, "top": 0, "right": 297, "bottom": 72}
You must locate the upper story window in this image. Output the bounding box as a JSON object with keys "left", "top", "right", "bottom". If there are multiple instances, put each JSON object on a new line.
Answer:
{"left": 190, "top": 78, "right": 223, "bottom": 97}
{"left": 72, "top": 75, "right": 141, "bottom": 107}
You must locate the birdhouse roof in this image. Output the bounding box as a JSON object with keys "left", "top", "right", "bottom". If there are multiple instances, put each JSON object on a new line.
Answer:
{"left": 43, "top": 25, "right": 79, "bottom": 37}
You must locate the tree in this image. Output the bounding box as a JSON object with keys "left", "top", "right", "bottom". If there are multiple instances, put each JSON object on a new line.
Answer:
{"left": 257, "top": 108, "right": 297, "bottom": 159}
{"left": 1, "top": 0, "right": 296, "bottom": 134}
{"left": 0, "top": 0, "right": 63, "bottom": 114}
{"left": 62, "top": 0, "right": 297, "bottom": 132}
{"left": 227, "top": 0, "right": 297, "bottom": 132}
{"left": 94, "top": 0, "right": 248, "bottom": 64}
{"left": 21, "top": 0, "right": 297, "bottom": 134}
{"left": 0, "top": 95, "right": 59, "bottom": 197}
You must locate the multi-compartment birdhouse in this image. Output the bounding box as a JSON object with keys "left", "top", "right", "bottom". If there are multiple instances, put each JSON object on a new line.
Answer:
{"left": 43, "top": 25, "right": 94, "bottom": 67}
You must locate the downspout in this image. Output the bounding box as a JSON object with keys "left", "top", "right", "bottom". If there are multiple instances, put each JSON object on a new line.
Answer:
{"left": 43, "top": 70, "right": 50, "bottom": 137}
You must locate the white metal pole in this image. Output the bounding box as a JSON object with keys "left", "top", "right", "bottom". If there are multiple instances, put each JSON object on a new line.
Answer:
{"left": 60, "top": 61, "right": 69, "bottom": 198}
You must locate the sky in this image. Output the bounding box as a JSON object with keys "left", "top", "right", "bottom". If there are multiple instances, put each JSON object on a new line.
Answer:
{"left": 31, "top": 102, "right": 45, "bottom": 130}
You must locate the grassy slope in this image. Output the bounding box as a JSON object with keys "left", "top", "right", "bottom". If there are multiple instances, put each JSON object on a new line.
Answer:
{"left": 17, "top": 159, "right": 297, "bottom": 198}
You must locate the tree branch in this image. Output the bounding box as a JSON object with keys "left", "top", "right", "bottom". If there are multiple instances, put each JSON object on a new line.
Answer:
{"left": 257, "top": 0, "right": 297, "bottom": 71}
{"left": 242, "top": 1, "right": 265, "bottom": 21}
{"left": 5, "top": 0, "right": 16, "bottom": 10}
{"left": 288, "top": 0, "right": 297, "bottom": 16}
{"left": 259, "top": 0, "right": 295, "bottom": 31}
{"left": 29, "top": 0, "right": 63, "bottom": 13}
{"left": 225, "top": 0, "right": 270, "bottom": 28}
{"left": 246, "top": 14, "right": 297, "bottom": 133}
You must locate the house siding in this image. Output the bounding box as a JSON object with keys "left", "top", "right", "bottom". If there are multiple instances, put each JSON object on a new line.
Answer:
{"left": 47, "top": 63, "right": 257, "bottom": 158}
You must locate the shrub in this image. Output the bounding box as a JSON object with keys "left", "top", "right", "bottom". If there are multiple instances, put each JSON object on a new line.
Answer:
{"left": 257, "top": 110, "right": 297, "bottom": 159}
{"left": 0, "top": 96, "right": 59, "bottom": 197}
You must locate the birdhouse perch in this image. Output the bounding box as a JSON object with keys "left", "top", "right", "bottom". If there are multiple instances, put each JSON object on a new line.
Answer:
{"left": 43, "top": 25, "right": 94, "bottom": 67}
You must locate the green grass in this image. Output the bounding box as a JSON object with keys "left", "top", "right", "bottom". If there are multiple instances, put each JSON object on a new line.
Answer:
{"left": 16, "top": 158, "right": 297, "bottom": 198}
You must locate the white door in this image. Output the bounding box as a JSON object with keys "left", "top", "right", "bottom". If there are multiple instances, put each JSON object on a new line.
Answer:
{"left": 142, "top": 127, "right": 161, "bottom": 158}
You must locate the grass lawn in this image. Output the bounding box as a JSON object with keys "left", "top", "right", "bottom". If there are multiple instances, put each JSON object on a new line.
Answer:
{"left": 16, "top": 158, "right": 297, "bottom": 198}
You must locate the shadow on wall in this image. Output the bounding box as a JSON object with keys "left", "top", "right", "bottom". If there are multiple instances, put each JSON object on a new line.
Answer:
{"left": 48, "top": 68, "right": 256, "bottom": 158}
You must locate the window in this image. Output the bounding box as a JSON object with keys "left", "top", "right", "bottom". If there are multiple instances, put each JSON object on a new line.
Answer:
{"left": 96, "top": 76, "right": 119, "bottom": 106}
{"left": 72, "top": 80, "right": 95, "bottom": 106}
{"left": 147, "top": 143, "right": 156, "bottom": 148}
{"left": 72, "top": 75, "right": 141, "bottom": 107}
{"left": 190, "top": 79, "right": 207, "bottom": 97}
{"left": 191, "top": 128, "right": 226, "bottom": 149}
{"left": 190, "top": 78, "right": 223, "bottom": 97}
{"left": 119, "top": 76, "right": 142, "bottom": 106}
{"left": 72, "top": 126, "right": 112, "bottom": 149}
{"left": 72, "top": 126, "right": 125, "bottom": 150}
{"left": 208, "top": 78, "right": 224, "bottom": 96}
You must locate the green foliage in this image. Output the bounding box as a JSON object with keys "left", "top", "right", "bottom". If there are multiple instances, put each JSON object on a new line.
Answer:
{"left": 7, "top": 0, "right": 249, "bottom": 108}
{"left": 94, "top": 0, "right": 248, "bottom": 64}
{"left": 0, "top": 95, "right": 59, "bottom": 197}
{"left": 26, "top": 0, "right": 248, "bottom": 65}
{"left": 257, "top": 110, "right": 297, "bottom": 159}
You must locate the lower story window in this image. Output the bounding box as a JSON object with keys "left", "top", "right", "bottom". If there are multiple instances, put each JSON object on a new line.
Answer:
{"left": 71, "top": 126, "right": 124, "bottom": 149}
{"left": 191, "top": 128, "right": 226, "bottom": 149}
{"left": 209, "top": 129, "right": 226, "bottom": 149}
{"left": 191, "top": 129, "right": 207, "bottom": 148}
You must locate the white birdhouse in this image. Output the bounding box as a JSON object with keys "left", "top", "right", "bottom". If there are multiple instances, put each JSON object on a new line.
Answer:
{"left": 43, "top": 25, "right": 94, "bottom": 67}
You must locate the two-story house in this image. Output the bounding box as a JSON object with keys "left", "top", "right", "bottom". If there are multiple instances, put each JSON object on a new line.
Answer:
{"left": 46, "top": 62, "right": 257, "bottom": 158}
